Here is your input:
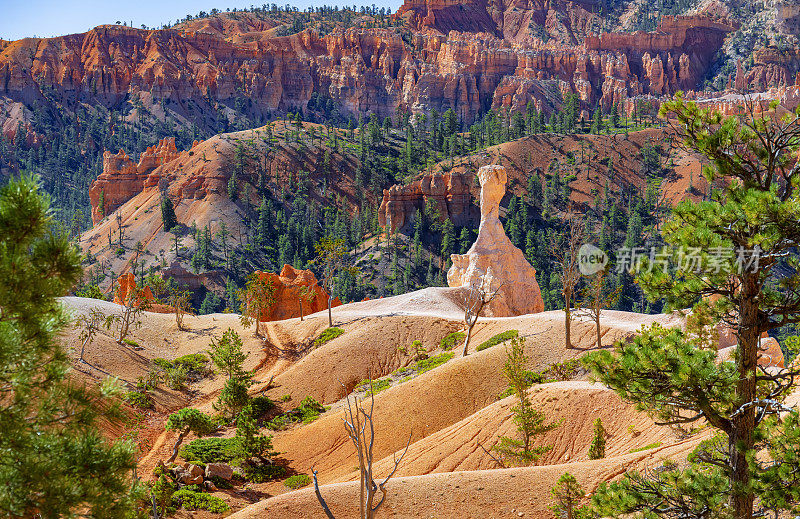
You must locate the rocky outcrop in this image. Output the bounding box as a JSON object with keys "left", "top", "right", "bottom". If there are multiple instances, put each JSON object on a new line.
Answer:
{"left": 88, "top": 137, "right": 181, "bottom": 223}
{"left": 255, "top": 265, "right": 341, "bottom": 322}
{"left": 378, "top": 170, "right": 473, "bottom": 232}
{"left": 0, "top": 10, "right": 735, "bottom": 132}
{"left": 447, "top": 165, "right": 544, "bottom": 316}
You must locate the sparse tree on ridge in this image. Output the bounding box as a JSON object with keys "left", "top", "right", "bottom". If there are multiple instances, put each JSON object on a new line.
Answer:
{"left": 314, "top": 236, "right": 358, "bottom": 328}
{"left": 459, "top": 273, "right": 502, "bottom": 356}
{"left": 549, "top": 215, "right": 585, "bottom": 349}
{"left": 238, "top": 272, "right": 276, "bottom": 337}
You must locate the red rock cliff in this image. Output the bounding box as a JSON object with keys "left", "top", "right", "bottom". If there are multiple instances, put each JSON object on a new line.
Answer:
{"left": 255, "top": 265, "right": 342, "bottom": 322}
{"left": 0, "top": 10, "right": 734, "bottom": 129}
{"left": 88, "top": 137, "right": 181, "bottom": 223}
{"left": 379, "top": 170, "right": 473, "bottom": 231}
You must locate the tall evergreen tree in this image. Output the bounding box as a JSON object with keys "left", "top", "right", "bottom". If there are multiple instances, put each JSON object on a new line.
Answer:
{"left": 0, "top": 174, "right": 139, "bottom": 517}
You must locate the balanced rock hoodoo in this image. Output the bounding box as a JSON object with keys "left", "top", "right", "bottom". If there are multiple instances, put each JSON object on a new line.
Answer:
{"left": 447, "top": 165, "right": 545, "bottom": 316}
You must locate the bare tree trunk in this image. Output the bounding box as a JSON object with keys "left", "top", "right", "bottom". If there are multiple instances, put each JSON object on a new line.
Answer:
{"left": 564, "top": 289, "right": 572, "bottom": 349}
{"left": 462, "top": 322, "right": 475, "bottom": 357}
{"left": 299, "top": 298, "right": 304, "bottom": 321}
{"left": 595, "top": 311, "right": 602, "bottom": 349}
{"left": 167, "top": 429, "right": 189, "bottom": 463}
{"left": 328, "top": 296, "right": 333, "bottom": 328}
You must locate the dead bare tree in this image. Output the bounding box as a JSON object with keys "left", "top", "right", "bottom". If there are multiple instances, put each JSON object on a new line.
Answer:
{"left": 112, "top": 285, "right": 148, "bottom": 345}
{"left": 548, "top": 215, "right": 585, "bottom": 349}
{"left": 75, "top": 308, "right": 113, "bottom": 363}
{"left": 576, "top": 268, "right": 621, "bottom": 349}
{"left": 460, "top": 274, "right": 502, "bottom": 356}
{"left": 313, "top": 381, "right": 411, "bottom": 519}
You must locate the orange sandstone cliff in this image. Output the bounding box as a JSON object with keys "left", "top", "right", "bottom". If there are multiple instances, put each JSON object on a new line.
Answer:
{"left": 255, "top": 265, "right": 341, "bottom": 322}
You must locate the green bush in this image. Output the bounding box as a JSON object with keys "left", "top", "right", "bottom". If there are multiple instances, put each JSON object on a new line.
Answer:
{"left": 266, "top": 414, "right": 291, "bottom": 431}
{"left": 415, "top": 352, "right": 454, "bottom": 374}
{"left": 284, "top": 474, "right": 312, "bottom": 489}
{"left": 476, "top": 330, "right": 519, "bottom": 352}
{"left": 356, "top": 378, "right": 391, "bottom": 395}
{"left": 440, "top": 332, "right": 465, "bottom": 350}
{"left": 630, "top": 442, "right": 662, "bottom": 453}
{"left": 314, "top": 327, "right": 344, "bottom": 347}
{"left": 123, "top": 338, "right": 140, "bottom": 348}
{"left": 297, "top": 396, "right": 326, "bottom": 423}
{"left": 171, "top": 488, "right": 229, "bottom": 512}
{"left": 242, "top": 462, "right": 286, "bottom": 482}
{"left": 173, "top": 353, "right": 209, "bottom": 374}
{"left": 122, "top": 391, "right": 152, "bottom": 409}
{"left": 180, "top": 437, "right": 240, "bottom": 464}
{"left": 248, "top": 395, "right": 275, "bottom": 418}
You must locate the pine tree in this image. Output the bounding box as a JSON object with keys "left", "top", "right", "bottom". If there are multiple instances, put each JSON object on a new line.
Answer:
{"left": 160, "top": 192, "right": 178, "bottom": 231}
{"left": 493, "top": 337, "right": 559, "bottom": 465}
{"left": 0, "top": 174, "right": 139, "bottom": 517}
{"left": 588, "top": 418, "right": 606, "bottom": 459}
{"left": 589, "top": 96, "right": 800, "bottom": 519}
{"left": 551, "top": 473, "right": 589, "bottom": 519}
{"left": 209, "top": 329, "right": 253, "bottom": 417}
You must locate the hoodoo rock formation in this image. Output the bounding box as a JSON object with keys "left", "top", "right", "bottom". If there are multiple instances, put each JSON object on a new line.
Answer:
{"left": 255, "top": 265, "right": 341, "bottom": 322}
{"left": 448, "top": 165, "right": 544, "bottom": 316}
{"left": 88, "top": 137, "right": 181, "bottom": 223}
{"left": 0, "top": 8, "right": 737, "bottom": 133}
{"left": 378, "top": 170, "right": 473, "bottom": 232}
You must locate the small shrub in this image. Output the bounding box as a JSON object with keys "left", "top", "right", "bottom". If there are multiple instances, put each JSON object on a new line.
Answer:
{"left": 242, "top": 462, "right": 286, "bottom": 482}
{"left": 630, "top": 441, "right": 662, "bottom": 453}
{"left": 476, "top": 330, "right": 519, "bottom": 352}
{"left": 173, "top": 353, "right": 210, "bottom": 375}
{"left": 284, "top": 474, "right": 312, "bottom": 489}
{"left": 249, "top": 395, "right": 275, "bottom": 418}
{"left": 164, "top": 364, "right": 188, "bottom": 390}
{"left": 356, "top": 378, "right": 391, "bottom": 395}
{"left": 314, "top": 327, "right": 344, "bottom": 347}
{"left": 542, "top": 358, "right": 583, "bottom": 381}
{"left": 415, "top": 352, "right": 454, "bottom": 374}
{"left": 297, "top": 396, "right": 325, "bottom": 423}
{"left": 266, "top": 414, "right": 291, "bottom": 431}
{"left": 440, "top": 332, "right": 465, "bottom": 350}
{"left": 279, "top": 394, "right": 292, "bottom": 402}
{"left": 398, "top": 339, "right": 428, "bottom": 361}
{"left": 171, "top": 488, "right": 229, "bottom": 512}
{"left": 123, "top": 338, "right": 140, "bottom": 349}
{"left": 122, "top": 391, "right": 152, "bottom": 409}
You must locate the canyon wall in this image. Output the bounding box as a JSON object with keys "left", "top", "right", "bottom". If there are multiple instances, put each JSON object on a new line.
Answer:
{"left": 0, "top": 8, "right": 735, "bottom": 127}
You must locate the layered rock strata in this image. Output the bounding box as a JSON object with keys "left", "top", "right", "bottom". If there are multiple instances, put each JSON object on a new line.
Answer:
{"left": 0, "top": 9, "right": 734, "bottom": 129}
{"left": 378, "top": 170, "right": 472, "bottom": 232}
{"left": 447, "top": 165, "right": 544, "bottom": 316}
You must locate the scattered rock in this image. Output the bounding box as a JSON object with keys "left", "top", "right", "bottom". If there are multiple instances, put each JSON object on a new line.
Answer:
{"left": 206, "top": 462, "right": 234, "bottom": 481}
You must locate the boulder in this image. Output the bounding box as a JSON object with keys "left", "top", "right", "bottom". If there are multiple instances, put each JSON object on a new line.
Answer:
{"left": 447, "top": 165, "right": 544, "bottom": 316}
{"left": 205, "top": 462, "right": 234, "bottom": 481}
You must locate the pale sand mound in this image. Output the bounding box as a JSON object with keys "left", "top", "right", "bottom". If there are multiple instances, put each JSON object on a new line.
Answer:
{"left": 265, "top": 310, "right": 683, "bottom": 485}
{"left": 365, "top": 381, "right": 698, "bottom": 479}
{"left": 230, "top": 443, "right": 698, "bottom": 519}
